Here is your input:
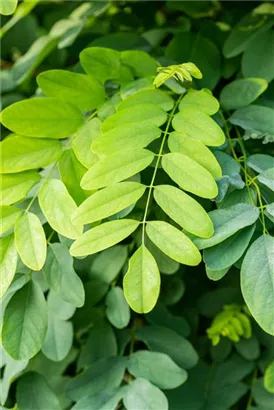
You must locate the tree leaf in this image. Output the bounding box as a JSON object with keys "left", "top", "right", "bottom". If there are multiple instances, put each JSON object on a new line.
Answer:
{"left": 118, "top": 89, "right": 174, "bottom": 112}
{"left": 154, "top": 185, "right": 214, "bottom": 238}
{"left": 0, "top": 205, "right": 22, "bottom": 234}
{"left": 168, "top": 132, "right": 222, "bottom": 178}
{"left": 162, "top": 152, "right": 218, "bottom": 199}
{"left": 70, "top": 219, "right": 139, "bottom": 257}
{"left": 194, "top": 204, "right": 260, "bottom": 249}
{"left": 247, "top": 154, "right": 274, "bottom": 173}
{"left": 241, "top": 234, "right": 274, "bottom": 335}
{"left": 47, "top": 291, "right": 75, "bottom": 321}
{"left": 14, "top": 212, "right": 47, "bottom": 271}
{"left": 0, "top": 135, "right": 62, "bottom": 173}
{"left": 257, "top": 168, "right": 274, "bottom": 192}
{"left": 101, "top": 104, "right": 167, "bottom": 133}
{"left": 38, "top": 179, "right": 83, "bottom": 239}
{"left": 0, "top": 98, "right": 84, "bottom": 139}
{"left": 0, "top": 235, "right": 17, "bottom": 298}
{"left": 80, "top": 47, "right": 121, "bottom": 83}
{"left": 73, "top": 182, "right": 146, "bottom": 225}
{"left": 146, "top": 221, "right": 201, "bottom": 266}
{"left": 81, "top": 149, "right": 154, "bottom": 190}
{"left": 123, "top": 245, "right": 160, "bottom": 314}
{"left": 127, "top": 350, "right": 187, "bottom": 389}
{"left": 220, "top": 78, "right": 268, "bottom": 110}
{"left": 90, "top": 245, "right": 127, "bottom": 284}
{"left": 72, "top": 387, "right": 125, "bottom": 410}
{"left": 206, "top": 266, "right": 230, "bottom": 281}
{"left": 0, "top": 171, "right": 40, "bottom": 206}
{"left": 72, "top": 118, "right": 101, "bottom": 169}
{"left": 37, "top": 70, "right": 105, "bottom": 111}
{"left": 120, "top": 50, "right": 157, "bottom": 77}
{"left": 1, "top": 280, "right": 48, "bottom": 360}
{"left": 229, "top": 105, "right": 274, "bottom": 136}
{"left": 106, "top": 286, "right": 130, "bottom": 329}
{"left": 172, "top": 107, "right": 225, "bottom": 146}
{"left": 179, "top": 88, "right": 219, "bottom": 115}
{"left": 123, "top": 378, "right": 168, "bottom": 410}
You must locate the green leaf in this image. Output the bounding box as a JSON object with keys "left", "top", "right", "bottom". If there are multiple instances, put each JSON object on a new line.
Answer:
{"left": 0, "top": 171, "right": 40, "bottom": 206}
{"left": 123, "top": 245, "right": 160, "bottom": 314}
{"left": 242, "top": 30, "right": 274, "bottom": 82}
{"left": 136, "top": 326, "right": 198, "bottom": 369}
{"left": 0, "top": 0, "right": 17, "bottom": 15}
{"left": 38, "top": 179, "right": 83, "bottom": 239}
{"left": 42, "top": 312, "right": 73, "bottom": 362}
{"left": 0, "top": 235, "right": 17, "bottom": 298}
{"left": 0, "top": 135, "right": 62, "bottom": 174}
{"left": 14, "top": 212, "right": 46, "bottom": 271}
{"left": 179, "top": 89, "right": 219, "bottom": 115}
{"left": 162, "top": 152, "right": 218, "bottom": 199}
{"left": 120, "top": 77, "right": 154, "bottom": 99}
{"left": 265, "top": 203, "right": 274, "bottom": 224}
{"left": 81, "top": 149, "right": 154, "bottom": 190}
{"left": 0, "top": 351, "right": 28, "bottom": 406}
{"left": 73, "top": 182, "right": 146, "bottom": 225}
{"left": 229, "top": 105, "right": 274, "bottom": 136}
{"left": 72, "top": 118, "right": 101, "bottom": 168}
{"left": 106, "top": 286, "right": 130, "bottom": 329}
{"left": 257, "top": 168, "right": 274, "bottom": 192}
{"left": 220, "top": 78, "right": 268, "bottom": 110}
{"left": 264, "top": 362, "right": 274, "bottom": 393}
{"left": 118, "top": 89, "right": 174, "bottom": 112}
{"left": 146, "top": 237, "right": 180, "bottom": 275}
{"left": 0, "top": 205, "right": 22, "bottom": 234}
{"left": 247, "top": 154, "right": 274, "bottom": 173}
{"left": 70, "top": 219, "right": 139, "bottom": 257}
{"left": 0, "top": 98, "right": 84, "bottom": 139}
{"left": 194, "top": 204, "right": 260, "bottom": 249}
{"left": 90, "top": 245, "right": 127, "bottom": 284}
{"left": 43, "top": 243, "right": 85, "bottom": 308}
{"left": 172, "top": 107, "right": 225, "bottom": 146}
{"left": 154, "top": 185, "right": 214, "bottom": 238}
{"left": 168, "top": 132, "right": 222, "bottom": 178}
{"left": 146, "top": 221, "right": 201, "bottom": 266}
{"left": 252, "top": 378, "right": 274, "bottom": 409}
{"left": 47, "top": 291, "right": 75, "bottom": 321}
{"left": 17, "top": 372, "right": 61, "bottom": 410}
{"left": 241, "top": 234, "right": 274, "bottom": 335}
{"left": 92, "top": 123, "right": 161, "bottom": 157}
{"left": 1, "top": 280, "right": 48, "bottom": 360}
{"left": 101, "top": 104, "right": 167, "bottom": 133}
{"left": 80, "top": 47, "right": 121, "bottom": 83}
{"left": 206, "top": 266, "right": 230, "bottom": 281}
{"left": 123, "top": 378, "right": 168, "bottom": 410}
{"left": 37, "top": 70, "right": 105, "bottom": 111}
{"left": 72, "top": 387, "right": 125, "bottom": 410}
{"left": 120, "top": 50, "right": 157, "bottom": 77}
{"left": 204, "top": 225, "right": 255, "bottom": 271}
{"left": 127, "top": 350, "right": 187, "bottom": 389}
{"left": 235, "top": 335, "right": 260, "bottom": 361}
{"left": 67, "top": 356, "right": 127, "bottom": 401}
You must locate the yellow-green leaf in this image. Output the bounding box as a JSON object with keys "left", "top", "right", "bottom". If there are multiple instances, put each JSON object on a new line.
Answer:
{"left": 0, "top": 235, "right": 17, "bottom": 298}
{"left": 0, "top": 171, "right": 40, "bottom": 206}
{"left": 118, "top": 89, "right": 174, "bottom": 112}
{"left": 0, "top": 0, "right": 18, "bottom": 15}
{"left": 0, "top": 206, "right": 22, "bottom": 234}
{"left": 72, "top": 118, "right": 101, "bottom": 168}
{"left": 179, "top": 89, "right": 219, "bottom": 115}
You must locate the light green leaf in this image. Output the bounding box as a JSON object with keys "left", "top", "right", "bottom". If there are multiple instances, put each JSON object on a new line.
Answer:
{"left": 264, "top": 361, "right": 274, "bottom": 393}
{"left": 179, "top": 88, "right": 219, "bottom": 115}
{"left": 120, "top": 77, "right": 153, "bottom": 99}
{"left": 17, "top": 372, "right": 61, "bottom": 410}
{"left": 106, "top": 286, "right": 130, "bottom": 329}
{"left": 241, "top": 234, "right": 274, "bottom": 335}
{"left": 0, "top": 98, "right": 84, "bottom": 139}
{"left": 0, "top": 235, "right": 17, "bottom": 298}
{"left": 43, "top": 243, "right": 85, "bottom": 308}
{"left": 0, "top": 171, "right": 40, "bottom": 206}
{"left": 101, "top": 104, "right": 167, "bottom": 133}
{"left": 154, "top": 185, "right": 214, "bottom": 238}
{"left": 146, "top": 221, "right": 201, "bottom": 266}
{"left": 90, "top": 245, "right": 127, "bottom": 284}
{"left": 73, "top": 182, "right": 146, "bottom": 225}
{"left": 0, "top": 205, "right": 22, "bottom": 234}
{"left": 194, "top": 204, "right": 260, "bottom": 249}
{"left": 120, "top": 50, "right": 157, "bottom": 77}
{"left": 72, "top": 118, "right": 101, "bottom": 168}
{"left": 118, "top": 89, "right": 174, "bottom": 112}
{"left": 172, "top": 107, "right": 225, "bottom": 146}
{"left": 0, "top": 135, "right": 62, "bottom": 173}
{"left": 42, "top": 313, "right": 73, "bottom": 362}
{"left": 220, "top": 78, "right": 268, "bottom": 110}
{"left": 168, "top": 132, "right": 222, "bottom": 178}
{"left": 136, "top": 326, "right": 198, "bottom": 369}
{"left": 162, "top": 152, "right": 218, "bottom": 199}
{"left": 127, "top": 351, "right": 187, "bottom": 389}
{"left": 71, "top": 387, "right": 125, "bottom": 410}
{"left": 123, "top": 245, "right": 160, "bottom": 314}
{"left": 1, "top": 280, "right": 48, "bottom": 360}
{"left": 92, "top": 123, "right": 161, "bottom": 157}
{"left": 80, "top": 47, "right": 121, "bottom": 83}
{"left": 70, "top": 219, "right": 139, "bottom": 257}
{"left": 123, "top": 378, "right": 168, "bottom": 410}
{"left": 38, "top": 179, "right": 83, "bottom": 239}
{"left": 0, "top": 0, "right": 17, "bottom": 15}
{"left": 67, "top": 356, "right": 127, "bottom": 401}
{"left": 257, "top": 168, "right": 274, "bottom": 192}
{"left": 204, "top": 225, "right": 255, "bottom": 271}
{"left": 14, "top": 212, "right": 46, "bottom": 271}
{"left": 206, "top": 266, "right": 230, "bottom": 281}
{"left": 37, "top": 70, "right": 105, "bottom": 111}
{"left": 146, "top": 238, "right": 180, "bottom": 275}
{"left": 81, "top": 149, "right": 154, "bottom": 190}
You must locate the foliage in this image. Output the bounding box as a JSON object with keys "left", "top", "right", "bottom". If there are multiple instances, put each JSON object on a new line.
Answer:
{"left": 0, "top": 1, "right": 274, "bottom": 409}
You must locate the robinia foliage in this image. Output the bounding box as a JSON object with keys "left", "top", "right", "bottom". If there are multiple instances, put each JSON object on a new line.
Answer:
{"left": 0, "top": 1, "right": 274, "bottom": 410}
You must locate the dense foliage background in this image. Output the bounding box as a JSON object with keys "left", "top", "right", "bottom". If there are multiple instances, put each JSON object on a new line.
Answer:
{"left": 0, "top": 1, "right": 274, "bottom": 409}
